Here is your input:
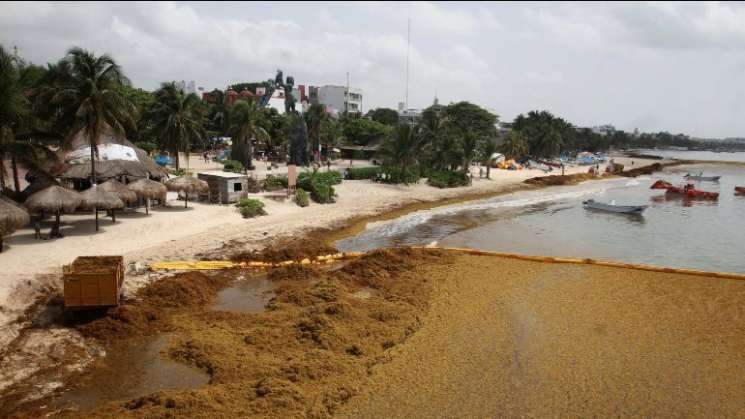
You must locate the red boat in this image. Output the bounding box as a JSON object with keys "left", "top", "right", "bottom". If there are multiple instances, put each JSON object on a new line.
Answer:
{"left": 736, "top": 187, "right": 745, "bottom": 195}
{"left": 650, "top": 180, "right": 719, "bottom": 199}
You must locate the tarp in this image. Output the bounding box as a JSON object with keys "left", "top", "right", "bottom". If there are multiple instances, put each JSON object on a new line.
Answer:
{"left": 65, "top": 143, "right": 139, "bottom": 164}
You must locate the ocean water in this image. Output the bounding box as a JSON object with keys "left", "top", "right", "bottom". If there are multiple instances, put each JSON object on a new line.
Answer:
{"left": 337, "top": 163, "right": 745, "bottom": 273}
{"left": 639, "top": 149, "right": 745, "bottom": 163}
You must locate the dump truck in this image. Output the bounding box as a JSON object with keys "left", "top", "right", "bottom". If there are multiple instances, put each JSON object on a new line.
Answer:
{"left": 63, "top": 256, "right": 124, "bottom": 310}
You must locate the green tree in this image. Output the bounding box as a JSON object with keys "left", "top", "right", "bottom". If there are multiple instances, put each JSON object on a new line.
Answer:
{"left": 366, "top": 107, "right": 399, "bottom": 126}
{"left": 500, "top": 130, "right": 529, "bottom": 160}
{"left": 0, "top": 45, "right": 27, "bottom": 192}
{"left": 42, "top": 47, "right": 135, "bottom": 185}
{"left": 479, "top": 137, "right": 499, "bottom": 179}
{"left": 460, "top": 131, "right": 479, "bottom": 176}
{"left": 147, "top": 81, "right": 206, "bottom": 170}
{"left": 341, "top": 115, "right": 391, "bottom": 146}
{"left": 304, "top": 103, "right": 328, "bottom": 160}
{"left": 512, "top": 110, "right": 573, "bottom": 158}
{"left": 229, "top": 99, "right": 269, "bottom": 171}
{"left": 379, "top": 124, "right": 423, "bottom": 183}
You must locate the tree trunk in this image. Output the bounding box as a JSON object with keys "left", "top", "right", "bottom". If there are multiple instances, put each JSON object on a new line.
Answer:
{"left": 95, "top": 207, "right": 99, "bottom": 231}
{"left": 10, "top": 155, "right": 20, "bottom": 193}
{"left": 185, "top": 192, "right": 189, "bottom": 208}
{"left": 175, "top": 151, "right": 180, "bottom": 171}
{"left": 145, "top": 198, "right": 149, "bottom": 215}
{"left": 112, "top": 210, "right": 116, "bottom": 223}
{"left": 53, "top": 211, "right": 61, "bottom": 238}
{"left": 90, "top": 140, "right": 97, "bottom": 186}
{"left": 246, "top": 136, "right": 254, "bottom": 171}
{"left": 486, "top": 165, "right": 491, "bottom": 179}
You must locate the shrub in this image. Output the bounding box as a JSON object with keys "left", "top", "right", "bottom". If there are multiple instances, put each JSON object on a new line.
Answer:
{"left": 345, "top": 166, "right": 382, "bottom": 180}
{"left": 170, "top": 168, "right": 191, "bottom": 177}
{"left": 295, "top": 188, "right": 310, "bottom": 207}
{"left": 235, "top": 198, "right": 266, "bottom": 218}
{"left": 298, "top": 170, "right": 342, "bottom": 187}
{"left": 427, "top": 170, "right": 470, "bottom": 188}
{"left": 246, "top": 176, "right": 262, "bottom": 193}
{"left": 222, "top": 160, "right": 245, "bottom": 173}
{"left": 263, "top": 175, "right": 288, "bottom": 191}
{"left": 379, "top": 167, "right": 421, "bottom": 184}
{"left": 310, "top": 179, "right": 335, "bottom": 203}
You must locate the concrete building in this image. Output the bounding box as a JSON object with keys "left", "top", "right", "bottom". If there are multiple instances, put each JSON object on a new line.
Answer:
{"left": 316, "top": 85, "right": 363, "bottom": 114}
{"left": 197, "top": 171, "right": 249, "bottom": 204}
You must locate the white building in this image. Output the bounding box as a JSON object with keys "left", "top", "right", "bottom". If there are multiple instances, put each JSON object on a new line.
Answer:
{"left": 317, "top": 85, "right": 363, "bottom": 114}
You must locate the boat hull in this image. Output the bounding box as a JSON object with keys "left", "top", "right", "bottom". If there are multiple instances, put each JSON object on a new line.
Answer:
{"left": 583, "top": 200, "right": 647, "bottom": 214}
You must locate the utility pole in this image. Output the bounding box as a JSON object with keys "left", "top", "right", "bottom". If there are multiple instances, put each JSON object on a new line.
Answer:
{"left": 405, "top": 17, "right": 411, "bottom": 110}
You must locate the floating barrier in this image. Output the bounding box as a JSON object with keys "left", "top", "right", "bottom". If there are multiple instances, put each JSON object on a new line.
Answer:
{"left": 149, "top": 247, "right": 745, "bottom": 281}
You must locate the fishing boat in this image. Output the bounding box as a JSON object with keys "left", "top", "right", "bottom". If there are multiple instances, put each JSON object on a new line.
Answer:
{"left": 684, "top": 172, "right": 721, "bottom": 182}
{"left": 583, "top": 199, "right": 648, "bottom": 214}
{"left": 736, "top": 187, "right": 745, "bottom": 195}
{"left": 650, "top": 180, "right": 719, "bottom": 199}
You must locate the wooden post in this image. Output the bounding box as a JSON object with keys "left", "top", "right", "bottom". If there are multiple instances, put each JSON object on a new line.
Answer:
{"left": 145, "top": 198, "right": 149, "bottom": 215}
{"left": 185, "top": 192, "right": 189, "bottom": 208}
{"left": 95, "top": 207, "right": 99, "bottom": 231}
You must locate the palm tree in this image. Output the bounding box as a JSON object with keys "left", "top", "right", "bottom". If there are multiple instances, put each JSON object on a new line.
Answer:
{"left": 304, "top": 103, "right": 327, "bottom": 161}
{"left": 147, "top": 82, "right": 206, "bottom": 170}
{"left": 479, "top": 137, "right": 499, "bottom": 179}
{"left": 500, "top": 130, "right": 529, "bottom": 160}
{"left": 0, "top": 45, "right": 27, "bottom": 192}
{"left": 379, "top": 124, "right": 423, "bottom": 183}
{"left": 460, "top": 132, "right": 479, "bottom": 175}
{"left": 228, "top": 99, "right": 268, "bottom": 171}
{"left": 43, "top": 47, "right": 135, "bottom": 185}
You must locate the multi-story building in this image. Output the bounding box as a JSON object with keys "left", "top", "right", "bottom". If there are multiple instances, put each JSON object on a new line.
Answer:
{"left": 316, "top": 85, "right": 363, "bottom": 114}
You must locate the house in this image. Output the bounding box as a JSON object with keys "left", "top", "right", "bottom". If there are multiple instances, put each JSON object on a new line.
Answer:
{"left": 197, "top": 172, "right": 249, "bottom": 204}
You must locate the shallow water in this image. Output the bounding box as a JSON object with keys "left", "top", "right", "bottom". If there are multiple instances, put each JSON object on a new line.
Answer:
{"left": 60, "top": 334, "right": 209, "bottom": 410}
{"left": 338, "top": 164, "right": 745, "bottom": 273}
{"left": 639, "top": 149, "right": 745, "bottom": 162}
{"left": 215, "top": 277, "right": 275, "bottom": 313}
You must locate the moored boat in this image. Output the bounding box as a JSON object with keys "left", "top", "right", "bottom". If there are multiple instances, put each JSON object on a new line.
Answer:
{"left": 736, "top": 187, "right": 745, "bottom": 195}
{"left": 583, "top": 199, "right": 648, "bottom": 214}
{"left": 650, "top": 180, "right": 719, "bottom": 199}
{"left": 684, "top": 173, "right": 721, "bottom": 182}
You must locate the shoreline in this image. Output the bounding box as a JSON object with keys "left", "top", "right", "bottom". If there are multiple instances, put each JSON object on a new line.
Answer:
{"left": 0, "top": 158, "right": 687, "bottom": 415}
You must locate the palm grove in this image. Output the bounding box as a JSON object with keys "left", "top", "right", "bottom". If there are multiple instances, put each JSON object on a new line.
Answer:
{"left": 1, "top": 44, "right": 728, "bottom": 196}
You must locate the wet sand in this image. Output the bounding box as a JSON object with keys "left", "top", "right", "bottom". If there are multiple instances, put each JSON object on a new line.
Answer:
{"left": 337, "top": 253, "right": 745, "bottom": 418}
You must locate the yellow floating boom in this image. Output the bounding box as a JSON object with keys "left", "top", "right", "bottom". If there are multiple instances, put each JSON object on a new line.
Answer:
{"left": 149, "top": 252, "right": 364, "bottom": 271}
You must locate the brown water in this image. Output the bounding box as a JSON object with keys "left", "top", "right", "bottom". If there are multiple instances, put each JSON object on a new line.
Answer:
{"left": 59, "top": 334, "right": 209, "bottom": 410}
{"left": 215, "top": 277, "right": 275, "bottom": 313}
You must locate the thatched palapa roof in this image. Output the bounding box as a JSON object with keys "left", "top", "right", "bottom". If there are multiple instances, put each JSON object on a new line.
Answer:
{"left": 57, "top": 125, "right": 165, "bottom": 180}
{"left": 166, "top": 176, "right": 209, "bottom": 194}
{"left": 80, "top": 186, "right": 124, "bottom": 210}
{"left": 25, "top": 186, "right": 83, "bottom": 214}
{"left": 99, "top": 180, "right": 138, "bottom": 204}
{"left": 128, "top": 178, "right": 167, "bottom": 200}
{"left": 0, "top": 196, "right": 30, "bottom": 237}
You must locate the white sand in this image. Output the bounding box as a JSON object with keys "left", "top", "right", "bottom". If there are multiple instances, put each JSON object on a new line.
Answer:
{"left": 0, "top": 156, "right": 651, "bottom": 346}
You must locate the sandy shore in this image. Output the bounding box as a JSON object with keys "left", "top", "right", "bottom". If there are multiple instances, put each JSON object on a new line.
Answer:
{"left": 0, "top": 157, "right": 647, "bottom": 345}
{"left": 337, "top": 253, "right": 745, "bottom": 418}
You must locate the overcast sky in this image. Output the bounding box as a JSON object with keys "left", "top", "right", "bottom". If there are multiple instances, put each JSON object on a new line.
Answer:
{"left": 3, "top": 1, "right": 745, "bottom": 138}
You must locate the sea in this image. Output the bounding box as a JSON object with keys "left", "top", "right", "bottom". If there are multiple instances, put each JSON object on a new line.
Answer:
{"left": 337, "top": 154, "right": 745, "bottom": 274}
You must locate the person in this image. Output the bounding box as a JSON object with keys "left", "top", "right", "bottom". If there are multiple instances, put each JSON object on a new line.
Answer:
{"left": 33, "top": 216, "right": 42, "bottom": 239}
{"left": 631, "top": 160, "right": 635, "bottom": 166}
{"left": 479, "top": 167, "right": 484, "bottom": 178}
{"left": 561, "top": 163, "right": 565, "bottom": 176}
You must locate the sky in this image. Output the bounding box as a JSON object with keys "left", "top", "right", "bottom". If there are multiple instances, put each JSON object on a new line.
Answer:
{"left": 2, "top": 1, "right": 745, "bottom": 138}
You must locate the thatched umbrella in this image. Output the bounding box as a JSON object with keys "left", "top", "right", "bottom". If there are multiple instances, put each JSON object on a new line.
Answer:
{"left": 25, "top": 186, "right": 83, "bottom": 238}
{"left": 165, "top": 176, "right": 208, "bottom": 208}
{"left": 127, "top": 178, "right": 167, "bottom": 214}
{"left": 99, "top": 179, "right": 138, "bottom": 204}
{"left": 0, "top": 197, "right": 31, "bottom": 252}
{"left": 80, "top": 186, "right": 124, "bottom": 231}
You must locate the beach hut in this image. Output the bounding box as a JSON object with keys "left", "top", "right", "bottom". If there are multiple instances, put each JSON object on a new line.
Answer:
{"left": 127, "top": 178, "right": 167, "bottom": 214}
{"left": 197, "top": 172, "right": 249, "bottom": 204}
{"left": 56, "top": 124, "right": 166, "bottom": 184}
{"left": 165, "top": 176, "right": 209, "bottom": 208}
{"left": 0, "top": 197, "right": 31, "bottom": 252}
{"left": 24, "top": 186, "right": 83, "bottom": 238}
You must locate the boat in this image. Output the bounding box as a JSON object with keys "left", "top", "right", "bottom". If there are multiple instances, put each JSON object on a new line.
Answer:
{"left": 650, "top": 180, "right": 719, "bottom": 199}
{"left": 684, "top": 172, "right": 721, "bottom": 182}
{"left": 583, "top": 199, "right": 647, "bottom": 214}
{"left": 736, "top": 187, "right": 745, "bottom": 195}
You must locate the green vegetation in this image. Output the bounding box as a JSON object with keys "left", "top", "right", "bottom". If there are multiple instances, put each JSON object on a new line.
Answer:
{"left": 366, "top": 107, "right": 399, "bottom": 126}
{"left": 263, "top": 174, "right": 288, "bottom": 191}
{"left": 146, "top": 81, "right": 206, "bottom": 170}
{"left": 135, "top": 141, "right": 157, "bottom": 154}
{"left": 500, "top": 130, "right": 529, "bottom": 160}
{"left": 298, "top": 170, "right": 338, "bottom": 204}
{"left": 427, "top": 170, "right": 470, "bottom": 188}
{"left": 229, "top": 99, "right": 268, "bottom": 170}
{"left": 235, "top": 198, "right": 266, "bottom": 218}
{"left": 344, "top": 166, "right": 382, "bottom": 180}
{"left": 222, "top": 159, "right": 245, "bottom": 173}
{"left": 379, "top": 167, "right": 420, "bottom": 184}
{"left": 341, "top": 114, "right": 391, "bottom": 146}
{"left": 295, "top": 188, "right": 310, "bottom": 207}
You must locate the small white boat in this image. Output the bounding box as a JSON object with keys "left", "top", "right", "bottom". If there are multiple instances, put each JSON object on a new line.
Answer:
{"left": 583, "top": 199, "right": 647, "bottom": 214}
{"left": 685, "top": 173, "right": 721, "bottom": 182}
